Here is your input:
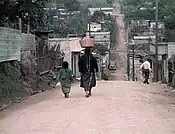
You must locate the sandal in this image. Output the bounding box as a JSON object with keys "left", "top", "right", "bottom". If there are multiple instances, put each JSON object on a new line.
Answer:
{"left": 85, "top": 92, "right": 89, "bottom": 98}
{"left": 65, "top": 93, "right": 69, "bottom": 98}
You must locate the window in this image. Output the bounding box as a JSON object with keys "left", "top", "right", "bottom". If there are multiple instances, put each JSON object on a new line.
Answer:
{"left": 103, "top": 36, "right": 107, "bottom": 38}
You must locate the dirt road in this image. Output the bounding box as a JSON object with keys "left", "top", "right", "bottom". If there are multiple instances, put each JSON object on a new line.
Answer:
{"left": 109, "top": 68, "right": 126, "bottom": 80}
{"left": 115, "top": 3, "right": 127, "bottom": 67}
{"left": 1, "top": 81, "right": 175, "bottom": 134}
{"left": 111, "top": 2, "right": 127, "bottom": 80}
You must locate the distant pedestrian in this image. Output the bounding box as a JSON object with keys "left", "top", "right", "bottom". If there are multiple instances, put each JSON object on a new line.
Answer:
{"left": 78, "top": 48, "right": 98, "bottom": 97}
{"left": 58, "top": 61, "right": 73, "bottom": 98}
{"left": 140, "top": 59, "right": 152, "bottom": 84}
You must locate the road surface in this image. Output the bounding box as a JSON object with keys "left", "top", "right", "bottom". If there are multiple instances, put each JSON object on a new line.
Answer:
{"left": 115, "top": 2, "right": 127, "bottom": 68}
{"left": 0, "top": 81, "right": 175, "bottom": 134}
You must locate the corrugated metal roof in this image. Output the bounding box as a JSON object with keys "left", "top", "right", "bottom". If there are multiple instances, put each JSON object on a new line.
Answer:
{"left": 0, "top": 27, "right": 21, "bottom": 62}
{"left": 49, "top": 37, "right": 84, "bottom": 52}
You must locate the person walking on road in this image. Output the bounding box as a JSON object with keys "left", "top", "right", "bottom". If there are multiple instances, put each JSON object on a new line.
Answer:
{"left": 58, "top": 61, "right": 73, "bottom": 98}
{"left": 78, "top": 48, "right": 98, "bottom": 98}
{"left": 140, "top": 59, "right": 152, "bottom": 84}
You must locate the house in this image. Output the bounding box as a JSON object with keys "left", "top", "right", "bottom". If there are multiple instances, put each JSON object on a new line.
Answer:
{"left": 150, "top": 22, "right": 165, "bottom": 29}
{"left": 87, "top": 23, "right": 102, "bottom": 32}
{"left": 150, "top": 42, "right": 168, "bottom": 60}
{"left": 88, "top": 7, "right": 113, "bottom": 16}
{"left": 131, "top": 36, "right": 168, "bottom": 82}
{"left": 48, "top": 37, "right": 84, "bottom": 78}
{"left": 167, "top": 42, "right": 175, "bottom": 59}
{"left": 133, "top": 35, "right": 156, "bottom": 44}
{"left": 133, "top": 36, "right": 168, "bottom": 61}
{"left": 86, "top": 32, "right": 110, "bottom": 49}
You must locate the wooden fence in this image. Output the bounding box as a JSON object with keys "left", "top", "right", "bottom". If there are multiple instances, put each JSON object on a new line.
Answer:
{"left": 0, "top": 27, "right": 64, "bottom": 75}
{"left": 35, "top": 35, "right": 63, "bottom": 75}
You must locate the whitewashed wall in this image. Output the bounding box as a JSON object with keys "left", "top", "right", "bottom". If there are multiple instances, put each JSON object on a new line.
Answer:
{"left": 168, "top": 42, "right": 175, "bottom": 59}
{"left": 49, "top": 38, "right": 83, "bottom": 76}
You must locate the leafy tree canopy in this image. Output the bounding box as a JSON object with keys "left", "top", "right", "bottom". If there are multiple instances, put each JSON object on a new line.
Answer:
{"left": 0, "top": 0, "right": 49, "bottom": 31}
{"left": 64, "top": 0, "right": 80, "bottom": 11}
{"left": 122, "top": 0, "right": 175, "bottom": 30}
{"left": 93, "top": 43, "right": 108, "bottom": 56}
{"left": 56, "top": 0, "right": 80, "bottom": 11}
{"left": 121, "top": 0, "right": 175, "bottom": 41}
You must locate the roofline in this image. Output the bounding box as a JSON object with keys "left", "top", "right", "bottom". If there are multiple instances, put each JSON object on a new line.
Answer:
{"left": 48, "top": 37, "right": 80, "bottom": 41}
{"left": 86, "top": 32, "right": 110, "bottom": 34}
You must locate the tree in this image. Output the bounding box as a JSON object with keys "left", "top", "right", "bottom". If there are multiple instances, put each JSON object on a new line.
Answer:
{"left": 47, "top": 8, "right": 88, "bottom": 37}
{"left": 91, "top": 10, "right": 117, "bottom": 48}
{"left": 91, "top": 10, "right": 105, "bottom": 23}
{"left": 0, "top": 0, "right": 49, "bottom": 32}
{"left": 121, "top": 0, "right": 175, "bottom": 40}
{"left": 93, "top": 43, "right": 108, "bottom": 56}
{"left": 122, "top": 0, "right": 175, "bottom": 25}
{"left": 107, "top": 0, "right": 114, "bottom": 6}
{"left": 64, "top": 0, "right": 80, "bottom": 11}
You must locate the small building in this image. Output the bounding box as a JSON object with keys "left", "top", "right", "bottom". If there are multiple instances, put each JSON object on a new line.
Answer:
{"left": 150, "top": 42, "right": 168, "bottom": 60}
{"left": 133, "top": 36, "right": 156, "bottom": 53}
{"left": 88, "top": 7, "right": 113, "bottom": 16}
{"left": 49, "top": 37, "right": 84, "bottom": 78}
{"left": 133, "top": 35, "right": 156, "bottom": 44}
{"left": 86, "top": 32, "right": 110, "bottom": 49}
{"left": 87, "top": 23, "right": 102, "bottom": 32}
{"left": 168, "top": 42, "right": 175, "bottom": 59}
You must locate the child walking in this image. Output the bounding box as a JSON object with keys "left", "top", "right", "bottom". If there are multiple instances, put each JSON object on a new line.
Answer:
{"left": 58, "top": 61, "right": 73, "bottom": 98}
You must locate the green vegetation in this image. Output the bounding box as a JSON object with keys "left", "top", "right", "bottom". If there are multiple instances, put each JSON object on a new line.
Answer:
{"left": 0, "top": 62, "right": 25, "bottom": 100}
{"left": 0, "top": 0, "right": 49, "bottom": 32}
{"left": 121, "top": 0, "right": 175, "bottom": 41}
{"left": 46, "top": 8, "right": 88, "bottom": 37}
{"left": 56, "top": 0, "right": 81, "bottom": 11}
{"left": 93, "top": 43, "right": 108, "bottom": 56}
{"left": 91, "top": 10, "right": 116, "bottom": 48}
{"left": 64, "top": 0, "right": 80, "bottom": 11}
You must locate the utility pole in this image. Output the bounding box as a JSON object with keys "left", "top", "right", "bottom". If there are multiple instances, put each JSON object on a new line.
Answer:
{"left": 155, "top": 0, "right": 159, "bottom": 82}
{"left": 124, "top": 0, "right": 130, "bottom": 81}
{"left": 19, "top": 18, "right": 22, "bottom": 33}
{"left": 27, "top": 17, "right": 30, "bottom": 34}
{"left": 126, "top": 23, "right": 130, "bottom": 81}
{"left": 88, "top": 11, "right": 91, "bottom": 36}
{"left": 132, "top": 45, "right": 135, "bottom": 81}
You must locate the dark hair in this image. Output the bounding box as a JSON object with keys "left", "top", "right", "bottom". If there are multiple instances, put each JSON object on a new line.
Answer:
{"left": 62, "top": 61, "right": 69, "bottom": 69}
{"left": 82, "top": 34, "right": 86, "bottom": 37}
{"left": 85, "top": 48, "right": 91, "bottom": 55}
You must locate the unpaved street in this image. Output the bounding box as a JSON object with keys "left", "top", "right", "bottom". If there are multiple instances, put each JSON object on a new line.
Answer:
{"left": 115, "top": 2, "right": 127, "bottom": 68}
{"left": 1, "top": 81, "right": 175, "bottom": 134}
{"left": 112, "top": 2, "right": 127, "bottom": 80}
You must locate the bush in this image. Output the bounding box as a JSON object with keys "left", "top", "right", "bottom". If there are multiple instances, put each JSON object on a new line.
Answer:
{"left": 0, "top": 62, "right": 25, "bottom": 99}
{"left": 93, "top": 43, "right": 108, "bottom": 56}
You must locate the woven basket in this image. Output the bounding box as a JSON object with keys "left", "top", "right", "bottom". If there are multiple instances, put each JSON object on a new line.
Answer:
{"left": 79, "top": 37, "right": 95, "bottom": 48}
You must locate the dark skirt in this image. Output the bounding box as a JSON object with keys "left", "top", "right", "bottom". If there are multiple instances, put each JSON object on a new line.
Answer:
{"left": 80, "top": 72, "right": 96, "bottom": 90}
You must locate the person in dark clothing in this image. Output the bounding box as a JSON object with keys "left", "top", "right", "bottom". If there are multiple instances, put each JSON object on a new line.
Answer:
{"left": 78, "top": 48, "right": 98, "bottom": 97}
